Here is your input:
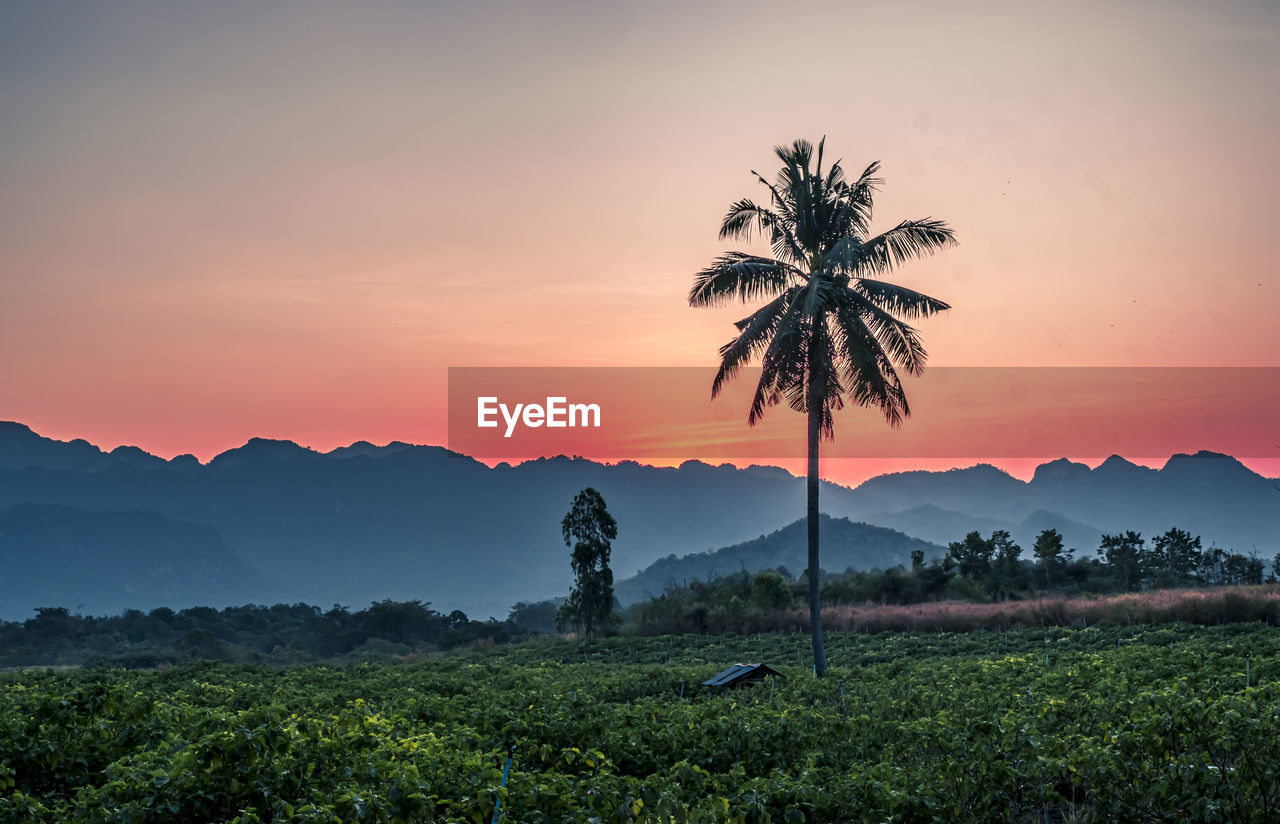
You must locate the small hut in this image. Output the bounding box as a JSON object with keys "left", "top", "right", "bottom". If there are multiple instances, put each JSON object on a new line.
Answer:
{"left": 702, "top": 663, "right": 785, "bottom": 689}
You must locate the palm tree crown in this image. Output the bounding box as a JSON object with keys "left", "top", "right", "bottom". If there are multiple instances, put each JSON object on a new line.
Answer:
{"left": 689, "top": 137, "right": 955, "bottom": 433}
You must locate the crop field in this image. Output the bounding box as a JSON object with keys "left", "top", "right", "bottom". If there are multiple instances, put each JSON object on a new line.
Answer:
{"left": 4, "top": 623, "right": 1280, "bottom": 823}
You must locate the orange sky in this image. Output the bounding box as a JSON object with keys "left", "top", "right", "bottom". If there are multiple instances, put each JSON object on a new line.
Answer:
{"left": 1, "top": 1, "right": 1277, "bottom": 485}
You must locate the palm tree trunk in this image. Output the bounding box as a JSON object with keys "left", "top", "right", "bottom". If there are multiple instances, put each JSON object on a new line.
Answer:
{"left": 807, "top": 374, "right": 828, "bottom": 677}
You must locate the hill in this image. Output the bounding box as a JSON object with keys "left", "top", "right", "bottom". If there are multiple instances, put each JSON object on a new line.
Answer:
{"left": 0, "top": 503, "right": 268, "bottom": 617}
{"left": 615, "top": 515, "right": 944, "bottom": 604}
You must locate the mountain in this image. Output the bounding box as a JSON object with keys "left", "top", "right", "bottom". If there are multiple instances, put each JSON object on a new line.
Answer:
{"left": 1, "top": 421, "right": 1276, "bottom": 621}
{"left": 859, "top": 504, "right": 1017, "bottom": 548}
{"left": 856, "top": 504, "right": 1107, "bottom": 558}
{"left": 1015, "top": 510, "right": 1104, "bottom": 555}
{"left": 825, "top": 451, "right": 1279, "bottom": 557}
{"left": 0, "top": 424, "right": 821, "bottom": 620}
{"left": 0, "top": 504, "right": 268, "bottom": 618}
{"left": 0, "top": 422, "right": 121, "bottom": 472}
{"left": 615, "top": 515, "right": 944, "bottom": 605}
{"left": 842, "top": 464, "right": 1033, "bottom": 522}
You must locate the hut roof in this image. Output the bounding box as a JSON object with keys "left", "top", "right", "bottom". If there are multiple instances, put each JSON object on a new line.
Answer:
{"left": 702, "top": 663, "right": 786, "bottom": 687}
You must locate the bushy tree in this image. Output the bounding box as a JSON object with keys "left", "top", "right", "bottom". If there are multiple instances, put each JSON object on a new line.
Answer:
{"left": 1100, "top": 531, "right": 1148, "bottom": 592}
{"left": 556, "top": 488, "right": 619, "bottom": 645}
{"left": 750, "top": 570, "right": 794, "bottom": 610}
{"left": 948, "top": 531, "right": 994, "bottom": 580}
{"left": 988, "top": 530, "right": 1026, "bottom": 599}
{"left": 1151, "top": 527, "right": 1203, "bottom": 587}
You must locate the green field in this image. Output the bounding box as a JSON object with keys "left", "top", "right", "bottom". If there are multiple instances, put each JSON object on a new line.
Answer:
{"left": 5, "top": 623, "right": 1280, "bottom": 823}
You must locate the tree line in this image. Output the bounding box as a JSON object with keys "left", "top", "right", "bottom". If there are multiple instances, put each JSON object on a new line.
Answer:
{"left": 4, "top": 522, "right": 1272, "bottom": 667}
{"left": 626, "top": 527, "right": 1275, "bottom": 635}
{"left": 944, "top": 527, "right": 1268, "bottom": 599}
{"left": 0, "top": 600, "right": 526, "bottom": 668}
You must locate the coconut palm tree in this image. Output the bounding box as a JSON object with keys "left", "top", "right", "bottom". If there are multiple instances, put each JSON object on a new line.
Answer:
{"left": 689, "top": 138, "right": 955, "bottom": 676}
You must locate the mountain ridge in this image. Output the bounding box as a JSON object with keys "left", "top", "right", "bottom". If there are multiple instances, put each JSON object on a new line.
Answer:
{"left": 1, "top": 421, "right": 1275, "bottom": 620}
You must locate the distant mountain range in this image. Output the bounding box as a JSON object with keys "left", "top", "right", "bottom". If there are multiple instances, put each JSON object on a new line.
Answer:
{"left": 0, "top": 421, "right": 1276, "bottom": 621}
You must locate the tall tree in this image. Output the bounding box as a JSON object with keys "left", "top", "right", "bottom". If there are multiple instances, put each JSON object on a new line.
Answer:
{"left": 556, "top": 487, "right": 619, "bottom": 647}
{"left": 1032, "top": 528, "right": 1066, "bottom": 590}
{"left": 989, "top": 529, "right": 1025, "bottom": 599}
{"left": 1151, "top": 527, "right": 1203, "bottom": 587}
{"left": 690, "top": 138, "right": 955, "bottom": 675}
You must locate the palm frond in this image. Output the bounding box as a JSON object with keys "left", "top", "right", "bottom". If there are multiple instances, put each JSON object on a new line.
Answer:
{"left": 719, "top": 199, "right": 790, "bottom": 244}
{"left": 711, "top": 288, "right": 800, "bottom": 398}
{"left": 837, "top": 290, "right": 929, "bottom": 375}
{"left": 826, "top": 161, "right": 880, "bottom": 241}
{"left": 749, "top": 310, "right": 809, "bottom": 426}
{"left": 850, "top": 161, "right": 883, "bottom": 194}
{"left": 688, "top": 253, "right": 799, "bottom": 307}
{"left": 799, "top": 275, "right": 839, "bottom": 319}
{"left": 718, "top": 199, "right": 762, "bottom": 242}
{"left": 829, "top": 308, "right": 909, "bottom": 427}
{"left": 860, "top": 218, "right": 957, "bottom": 272}
{"left": 852, "top": 278, "right": 951, "bottom": 320}
{"left": 750, "top": 170, "right": 807, "bottom": 263}
{"left": 782, "top": 320, "right": 842, "bottom": 439}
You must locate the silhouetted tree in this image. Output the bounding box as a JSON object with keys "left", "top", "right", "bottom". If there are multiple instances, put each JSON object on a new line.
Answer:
{"left": 1101, "top": 531, "right": 1147, "bottom": 592}
{"left": 989, "top": 530, "right": 1026, "bottom": 599}
{"left": 1151, "top": 527, "right": 1203, "bottom": 587}
{"left": 917, "top": 555, "right": 956, "bottom": 598}
{"left": 1032, "top": 528, "right": 1066, "bottom": 590}
{"left": 507, "top": 600, "right": 561, "bottom": 634}
{"left": 1219, "top": 551, "right": 1264, "bottom": 586}
{"left": 556, "top": 488, "right": 619, "bottom": 646}
{"left": 948, "top": 531, "right": 994, "bottom": 581}
{"left": 690, "top": 138, "right": 955, "bottom": 675}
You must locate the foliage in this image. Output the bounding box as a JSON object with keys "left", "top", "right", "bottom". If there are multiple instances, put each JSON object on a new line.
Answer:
{"left": 557, "top": 488, "right": 620, "bottom": 644}
{"left": 946, "top": 531, "right": 994, "bottom": 581}
{"left": 749, "top": 571, "right": 793, "bottom": 611}
{"left": 0, "top": 601, "right": 525, "bottom": 668}
{"left": 5, "top": 623, "right": 1280, "bottom": 822}
{"left": 1032, "top": 528, "right": 1066, "bottom": 589}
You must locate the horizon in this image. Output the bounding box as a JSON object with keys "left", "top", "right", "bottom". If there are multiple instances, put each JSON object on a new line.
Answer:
{"left": 6, "top": 418, "right": 1277, "bottom": 488}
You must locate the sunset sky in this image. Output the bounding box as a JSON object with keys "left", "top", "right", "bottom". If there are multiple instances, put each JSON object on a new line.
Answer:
{"left": 2, "top": 1, "right": 1277, "bottom": 483}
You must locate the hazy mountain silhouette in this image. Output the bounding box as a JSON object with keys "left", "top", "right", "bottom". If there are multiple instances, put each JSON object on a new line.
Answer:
{"left": 0, "top": 422, "right": 1275, "bottom": 620}
{"left": 615, "top": 515, "right": 943, "bottom": 605}
{"left": 858, "top": 504, "right": 1017, "bottom": 548}
{"left": 857, "top": 503, "right": 1107, "bottom": 556}
{"left": 0, "top": 503, "right": 268, "bottom": 618}
{"left": 1015, "top": 510, "right": 1105, "bottom": 555}
{"left": 0, "top": 425, "right": 820, "bottom": 619}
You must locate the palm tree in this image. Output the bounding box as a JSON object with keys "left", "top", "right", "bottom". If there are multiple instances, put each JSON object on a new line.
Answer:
{"left": 689, "top": 138, "right": 955, "bottom": 676}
